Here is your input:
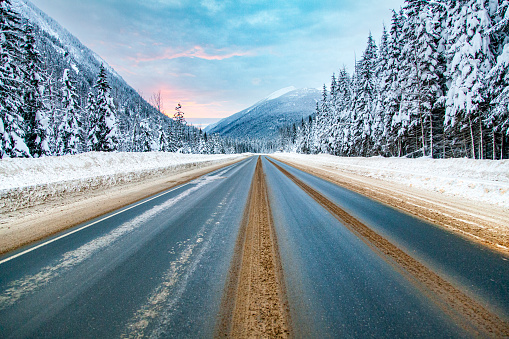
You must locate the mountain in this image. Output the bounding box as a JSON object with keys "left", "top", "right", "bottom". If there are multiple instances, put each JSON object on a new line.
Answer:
{"left": 206, "top": 87, "right": 321, "bottom": 140}
{"left": 6, "top": 0, "right": 186, "bottom": 154}
{"left": 13, "top": 0, "right": 122, "bottom": 84}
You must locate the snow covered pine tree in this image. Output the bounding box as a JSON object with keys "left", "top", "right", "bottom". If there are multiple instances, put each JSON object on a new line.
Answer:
{"left": 0, "top": 0, "right": 29, "bottom": 158}
{"left": 88, "top": 65, "right": 118, "bottom": 152}
{"left": 22, "top": 23, "right": 50, "bottom": 158}
{"left": 57, "top": 69, "right": 83, "bottom": 155}
{"left": 173, "top": 102, "right": 186, "bottom": 149}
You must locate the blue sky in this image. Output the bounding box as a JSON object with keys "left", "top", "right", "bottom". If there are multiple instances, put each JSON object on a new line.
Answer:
{"left": 30, "top": 0, "right": 405, "bottom": 126}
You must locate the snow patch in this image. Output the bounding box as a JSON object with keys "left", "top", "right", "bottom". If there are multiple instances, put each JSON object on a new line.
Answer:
{"left": 274, "top": 154, "right": 509, "bottom": 209}
{"left": 0, "top": 152, "right": 243, "bottom": 213}
{"left": 71, "top": 63, "right": 79, "bottom": 74}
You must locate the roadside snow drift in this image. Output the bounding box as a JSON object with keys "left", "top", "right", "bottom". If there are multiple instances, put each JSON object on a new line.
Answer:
{"left": 0, "top": 152, "right": 244, "bottom": 213}
{"left": 273, "top": 154, "right": 509, "bottom": 209}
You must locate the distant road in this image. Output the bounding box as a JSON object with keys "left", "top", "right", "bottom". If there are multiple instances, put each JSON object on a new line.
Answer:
{"left": 1, "top": 156, "right": 508, "bottom": 338}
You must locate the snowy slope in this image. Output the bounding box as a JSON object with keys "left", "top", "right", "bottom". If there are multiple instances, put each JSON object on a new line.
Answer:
{"left": 0, "top": 152, "right": 244, "bottom": 212}
{"left": 206, "top": 87, "right": 320, "bottom": 139}
{"left": 13, "top": 0, "right": 123, "bottom": 82}
{"left": 264, "top": 86, "right": 297, "bottom": 101}
{"left": 8, "top": 0, "right": 171, "bottom": 154}
{"left": 273, "top": 154, "right": 509, "bottom": 209}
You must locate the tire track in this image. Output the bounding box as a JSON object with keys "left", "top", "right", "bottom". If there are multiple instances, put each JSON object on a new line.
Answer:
{"left": 216, "top": 157, "right": 290, "bottom": 338}
{"left": 268, "top": 158, "right": 509, "bottom": 337}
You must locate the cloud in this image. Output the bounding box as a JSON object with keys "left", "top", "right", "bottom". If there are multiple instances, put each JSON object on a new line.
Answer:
{"left": 143, "top": 0, "right": 183, "bottom": 10}
{"left": 129, "top": 45, "right": 255, "bottom": 63}
{"left": 245, "top": 10, "right": 280, "bottom": 26}
{"left": 30, "top": 0, "right": 406, "bottom": 121}
{"left": 200, "top": 0, "right": 224, "bottom": 14}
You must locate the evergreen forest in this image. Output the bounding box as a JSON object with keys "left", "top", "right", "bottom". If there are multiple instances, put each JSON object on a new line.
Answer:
{"left": 278, "top": 0, "right": 509, "bottom": 159}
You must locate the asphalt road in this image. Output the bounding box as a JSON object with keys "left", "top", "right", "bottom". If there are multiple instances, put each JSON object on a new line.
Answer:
{"left": 0, "top": 155, "right": 507, "bottom": 338}
{"left": 0, "top": 156, "right": 257, "bottom": 338}
{"left": 263, "top": 157, "right": 509, "bottom": 337}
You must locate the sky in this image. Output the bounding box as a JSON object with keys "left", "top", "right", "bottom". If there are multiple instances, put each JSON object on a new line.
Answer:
{"left": 30, "top": 0, "right": 405, "bottom": 128}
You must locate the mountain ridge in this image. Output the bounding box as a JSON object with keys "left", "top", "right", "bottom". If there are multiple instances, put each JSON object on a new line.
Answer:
{"left": 13, "top": 0, "right": 124, "bottom": 84}
{"left": 9, "top": 0, "right": 184, "bottom": 153}
{"left": 205, "top": 87, "right": 321, "bottom": 140}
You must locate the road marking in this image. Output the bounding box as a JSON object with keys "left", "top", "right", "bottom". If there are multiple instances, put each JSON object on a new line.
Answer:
{"left": 0, "top": 183, "right": 192, "bottom": 266}
{"left": 0, "top": 160, "right": 247, "bottom": 266}
{"left": 268, "top": 157, "right": 509, "bottom": 337}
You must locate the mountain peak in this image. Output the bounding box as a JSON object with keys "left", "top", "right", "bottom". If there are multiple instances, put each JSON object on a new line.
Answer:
{"left": 206, "top": 87, "right": 321, "bottom": 139}
{"left": 264, "top": 86, "right": 297, "bottom": 101}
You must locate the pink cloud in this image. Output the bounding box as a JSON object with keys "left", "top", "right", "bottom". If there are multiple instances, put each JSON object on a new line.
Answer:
{"left": 142, "top": 85, "right": 234, "bottom": 120}
{"left": 130, "top": 45, "right": 254, "bottom": 63}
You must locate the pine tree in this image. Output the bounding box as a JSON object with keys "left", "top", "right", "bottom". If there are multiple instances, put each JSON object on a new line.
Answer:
{"left": 487, "top": 43, "right": 509, "bottom": 159}
{"left": 398, "top": 0, "right": 424, "bottom": 156}
{"left": 173, "top": 102, "right": 186, "bottom": 150}
{"left": 444, "top": 0, "right": 494, "bottom": 158}
{"left": 326, "top": 74, "right": 343, "bottom": 155}
{"left": 139, "top": 118, "right": 153, "bottom": 152}
{"left": 334, "top": 67, "right": 352, "bottom": 155}
{"left": 313, "top": 84, "right": 331, "bottom": 153}
{"left": 486, "top": 3, "right": 509, "bottom": 159}
{"left": 398, "top": 0, "right": 444, "bottom": 157}
{"left": 387, "top": 9, "right": 406, "bottom": 156}
{"left": 0, "top": 0, "right": 29, "bottom": 158}
{"left": 86, "top": 92, "right": 97, "bottom": 151}
{"left": 57, "top": 69, "right": 82, "bottom": 155}
{"left": 22, "top": 23, "right": 49, "bottom": 158}
{"left": 351, "top": 33, "right": 378, "bottom": 156}
{"left": 88, "top": 65, "right": 118, "bottom": 152}
{"left": 373, "top": 25, "right": 391, "bottom": 155}
{"left": 158, "top": 123, "right": 169, "bottom": 152}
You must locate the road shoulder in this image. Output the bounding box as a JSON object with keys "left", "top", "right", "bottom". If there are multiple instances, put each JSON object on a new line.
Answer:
{"left": 0, "top": 158, "right": 244, "bottom": 255}
{"left": 271, "top": 156, "right": 509, "bottom": 255}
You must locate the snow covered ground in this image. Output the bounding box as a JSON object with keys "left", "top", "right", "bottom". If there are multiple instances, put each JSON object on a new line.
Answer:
{"left": 2, "top": 151, "right": 507, "bottom": 213}
{"left": 273, "top": 153, "right": 509, "bottom": 209}
{"left": 0, "top": 152, "right": 245, "bottom": 213}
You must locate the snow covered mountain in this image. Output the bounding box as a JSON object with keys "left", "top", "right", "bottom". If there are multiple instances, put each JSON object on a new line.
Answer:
{"left": 206, "top": 87, "right": 321, "bottom": 140}
{"left": 13, "top": 0, "right": 122, "bottom": 83}
{"left": 5, "top": 0, "right": 209, "bottom": 155}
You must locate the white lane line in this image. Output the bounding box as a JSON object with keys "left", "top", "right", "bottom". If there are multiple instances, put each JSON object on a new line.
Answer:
{"left": 0, "top": 182, "right": 191, "bottom": 266}
{"left": 0, "top": 159, "right": 244, "bottom": 266}
{"left": 0, "top": 175, "right": 228, "bottom": 309}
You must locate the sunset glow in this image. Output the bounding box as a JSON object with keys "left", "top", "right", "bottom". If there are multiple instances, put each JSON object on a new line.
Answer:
{"left": 30, "top": 0, "right": 405, "bottom": 125}
{"left": 131, "top": 45, "right": 255, "bottom": 63}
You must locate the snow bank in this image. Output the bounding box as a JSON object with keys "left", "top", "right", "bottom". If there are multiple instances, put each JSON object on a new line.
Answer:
{"left": 273, "top": 154, "right": 509, "bottom": 209}
{"left": 0, "top": 152, "right": 244, "bottom": 212}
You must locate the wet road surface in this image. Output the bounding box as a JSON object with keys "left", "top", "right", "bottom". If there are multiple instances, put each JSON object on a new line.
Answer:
{"left": 0, "top": 157, "right": 257, "bottom": 338}
{"left": 0, "top": 155, "right": 507, "bottom": 338}
{"left": 263, "top": 157, "right": 509, "bottom": 337}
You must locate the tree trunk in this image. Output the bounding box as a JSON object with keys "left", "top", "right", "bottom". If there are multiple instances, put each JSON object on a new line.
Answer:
{"left": 493, "top": 128, "right": 496, "bottom": 160}
{"left": 430, "top": 112, "right": 434, "bottom": 159}
{"left": 420, "top": 114, "right": 426, "bottom": 156}
{"left": 469, "top": 116, "right": 475, "bottom": 159}
{"left": 479, "top": 121, "right": 484, "bottom": 159}
{"left": 502, "top": 136, "right": 504, "bottom": 160}
{"left": 443, "top": 131, "right": 446, "bottom": 159}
